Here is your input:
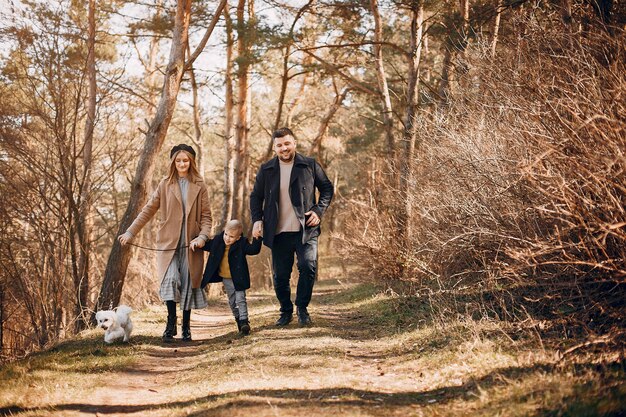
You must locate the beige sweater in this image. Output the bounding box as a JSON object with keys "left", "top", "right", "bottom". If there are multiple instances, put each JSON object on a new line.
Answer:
{"left": 276, "top": 160, "right": 301, "bottom": 234}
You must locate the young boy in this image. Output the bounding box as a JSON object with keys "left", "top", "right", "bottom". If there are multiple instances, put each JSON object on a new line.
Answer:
{"left": 201, "top": 220, "right": 262, "bottom": 335}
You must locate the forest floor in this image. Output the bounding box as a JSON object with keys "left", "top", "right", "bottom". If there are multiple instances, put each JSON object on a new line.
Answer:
{"left": 0, "top": 277, "right": 624, "bottom": 417}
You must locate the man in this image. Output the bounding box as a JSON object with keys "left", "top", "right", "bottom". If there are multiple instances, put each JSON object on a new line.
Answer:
{"left": 250, "top": 127, "right": 334, "bottom": 326}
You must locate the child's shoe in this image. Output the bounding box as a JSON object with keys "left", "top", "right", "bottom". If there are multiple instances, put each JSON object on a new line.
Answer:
{"left": 239, "top": 319, "right": 250, "bottom": 335}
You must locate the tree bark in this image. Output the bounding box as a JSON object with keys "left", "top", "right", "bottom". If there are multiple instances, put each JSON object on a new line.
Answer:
{"left": 75, "top": 0, "right": 96, "bottom": 331}
{"left": 0, "top": 285, "right": 3, "bottom": 353}
{"left": 461, "top": 0, "right": 470, "bottom": 35}
{"left": 561, "top": 0, "right": 573, "bottom": 46}
{"left": 398, "top": 1, "right": 424, "bottom": 245}
{"left": 146, "top": 0, "right": 163, "bottom": 108}
{"left": 95, "top": 0, "right": 213, "bottom": 313}
{"left": 232, "top": 0, "right": 252, "bottom": 221}
{"left": 221, "top": 1, "right": 235, "bottom": 229}
{"left": 187, "top": 45, "right": 204, "bottom": 175}
{"left": 439, "top": 0, "right": 470, "bottom": 105}
{"left": 438, "top": 47, "right": 453, "bottom": 105}
{"left": 491, "top": 0, "right": 502, "bottom": 57}
{"left": 369, "top": 0, "right": 396, "bottom": 158}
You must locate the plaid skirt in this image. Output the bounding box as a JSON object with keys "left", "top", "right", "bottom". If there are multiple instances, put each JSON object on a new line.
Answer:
{"left": 159, "top": 248, "right": 207, "bottom": 310}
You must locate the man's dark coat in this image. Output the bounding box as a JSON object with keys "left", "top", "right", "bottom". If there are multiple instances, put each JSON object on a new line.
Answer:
{"left": 201, "top": 232, "right": 262, "bottom": 290}
{"left": 250, "top": 153, "right": 334, "bottom": 249}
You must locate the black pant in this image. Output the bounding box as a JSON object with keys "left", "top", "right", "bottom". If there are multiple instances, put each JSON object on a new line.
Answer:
{"left": 271, "top": 231, "right": 318, "bottom": 314}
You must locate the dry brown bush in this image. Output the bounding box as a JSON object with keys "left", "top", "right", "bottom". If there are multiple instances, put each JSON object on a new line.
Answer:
{"left": 339, "top": 18, "right": 625, "bottom": 338}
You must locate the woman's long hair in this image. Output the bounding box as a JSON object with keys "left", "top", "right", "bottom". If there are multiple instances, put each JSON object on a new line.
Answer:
{"left": 167, "top": 150, "right": 201, "bottom": 183}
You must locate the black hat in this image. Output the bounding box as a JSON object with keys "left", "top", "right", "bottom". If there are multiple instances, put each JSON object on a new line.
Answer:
{"left": 170, "top": 144, "right": 196, "bottom": 159}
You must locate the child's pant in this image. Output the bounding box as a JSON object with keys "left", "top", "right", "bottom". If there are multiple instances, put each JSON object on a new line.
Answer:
{"left": 222, "top": 279, "right": 248, "bottom": 320}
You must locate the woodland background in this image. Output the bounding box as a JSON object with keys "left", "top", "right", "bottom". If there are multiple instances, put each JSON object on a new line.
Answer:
{"left": 0, "top": 0, "right": 624, "bottom": 362}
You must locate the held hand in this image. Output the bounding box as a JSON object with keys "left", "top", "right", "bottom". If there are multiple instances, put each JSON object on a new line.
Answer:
{"left": 118, "top": 232, "right": 133, "bottom": 246}
{"left": 252, "top": 221, "right": 264, "bottom": 238}
{"left": 305, "top": 211, "right": 320, "bottom": 227}
{"left": 189, "top": 237, "right": 205, "bottom": 251}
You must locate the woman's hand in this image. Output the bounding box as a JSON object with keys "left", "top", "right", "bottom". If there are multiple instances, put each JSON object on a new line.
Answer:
{"left": 189, "top": 237, "right": 205, "bottom": 251}
{"left": 118, "top": 231, "right": 134, "bottom": 246}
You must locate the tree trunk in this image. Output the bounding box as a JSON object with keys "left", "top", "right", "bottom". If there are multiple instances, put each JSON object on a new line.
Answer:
{"left": 0, "top": 285, "right": 3, "bottom": 353}
{"left": 461, "top": 0, "right": 470, "bottom": 35}
{"left": 187, "top": 46, "right": 204, "bottom": 175}
{"left": 491, "top": 0, "right": 502, "bottom": 57}
{"left": 458, "top": 0, "right": 470, "bottom": 89}
{"left": 221, "top": 1, "right": 236, "bottom": 229}
{"left": 146, "top": 0, "right": 163, "bottom": 107}
{"left": 398, "top": 1, "right": 424, "bottom": 245}
{"left": 284, "top": 55, "right": 312, "bottom": 127}
{"left": 561, "top": 0, "right": 573, "bottom": 46}
{"left": 232, "top": 0, "right": 252, "bottom": 221}
{"left": 95, "top": 0, "right": 195, "bottom": 313}
{"left": 438, "top": 47, "right": 452, "bottom": 105}
{"left": 272, "top": 46, "right": 291, "bottom": 134}
{"left": 310, "top": 86, "right": 349, "bottom": 158}
{"left": 75, "top": 0, "right": 96, "bottom": 331}
{"left": 369, "top": 0, "right": 395, "bottom": 158}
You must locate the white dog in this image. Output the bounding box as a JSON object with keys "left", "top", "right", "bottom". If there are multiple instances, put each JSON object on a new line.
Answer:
{"left": 95, "top": 305, "right": 133, "bottom": 344}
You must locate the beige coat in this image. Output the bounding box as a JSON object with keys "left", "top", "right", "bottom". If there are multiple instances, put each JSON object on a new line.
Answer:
{"left": 127, "top": 175, "right": 212, "bottom": 289}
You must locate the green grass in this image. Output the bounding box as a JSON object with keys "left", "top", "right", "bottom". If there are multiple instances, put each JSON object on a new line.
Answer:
{"left": 0, "top": 279, "right": 624, "bottom": 417}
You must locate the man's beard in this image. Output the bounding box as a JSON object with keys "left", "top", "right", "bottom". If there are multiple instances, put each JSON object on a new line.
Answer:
{"left": 279, "top": 153, "right": 294, "bottom": 162}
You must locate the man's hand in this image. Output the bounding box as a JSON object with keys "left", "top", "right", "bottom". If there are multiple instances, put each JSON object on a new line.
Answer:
{"left": 252, "top": 221, "right": 264, "bottom": 238}
{"left": 189, "top": 237, "right": 205, "bottom": 251}
{"left": 305, "top": 211, "right": 320, "bottom": 227}
{"left": 118, "top": 231, "right": 134, "bottom": 246}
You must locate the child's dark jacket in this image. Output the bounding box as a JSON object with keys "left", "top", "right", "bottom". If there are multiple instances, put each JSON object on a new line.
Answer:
{"left": 201, "top": 232, "right": 262, "bottom": 291}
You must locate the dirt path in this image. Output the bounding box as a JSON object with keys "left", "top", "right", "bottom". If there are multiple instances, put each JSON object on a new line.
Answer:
{"left": 5, "top": 279, "right": 609, "bottom": 417}
{"left": 4, "top": 280, "right": 452, "bottom": 417}
{"left": 84, "top": 307, "right": 236, "bottom": 413}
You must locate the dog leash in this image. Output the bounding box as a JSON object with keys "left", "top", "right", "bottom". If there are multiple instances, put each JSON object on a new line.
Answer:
{"left": 127, "top": 242, "right": 190, "bottom": 252}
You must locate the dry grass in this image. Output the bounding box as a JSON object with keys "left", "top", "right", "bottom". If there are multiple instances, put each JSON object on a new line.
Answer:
{"left": 337, "top": 16, "right": 626, "bottom": 352}
{"left": 0, "top": 278, "right": 623, "bottom": 416}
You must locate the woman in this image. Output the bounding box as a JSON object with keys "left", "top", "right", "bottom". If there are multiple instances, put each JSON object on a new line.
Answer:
{"left": 118, "top": 144, "right": 212, "bottom": 342}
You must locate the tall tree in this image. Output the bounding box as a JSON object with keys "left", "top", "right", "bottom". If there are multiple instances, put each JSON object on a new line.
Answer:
{"left": 187, "top": 43, "right": 205, "bottom": 175}
{"left": 369, "top": 0, "right": 396, "bottom": 158}
{"left": 491, "top": 0, "right": 503, "bottom": 57}
{"left": 95, "top": 0, "right": 227, "bottom": 312}
{"left": 398, "top": 0, "right": 424, "bottom": 244}
{"left": 231, "top": 0, "right": 254, "bottom": 223}
{"left": 221, "top": 1, "right": 236, "bottom": 228}
{"left": 75, "top": 0, "right": 97, "bottom": 331}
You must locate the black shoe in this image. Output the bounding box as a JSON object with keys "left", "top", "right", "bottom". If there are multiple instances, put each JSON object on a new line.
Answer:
{"left": 275, "top": 312, "right": 293, "bottom": 326}
{"left": 163, "top": 322, "right": 176, "bottom": 342}
{"left": 182, "top": 310, "right": 192, "bottom": 342}
{"left": 235, "top": 317, "right": 241, "bottom": 331}
{"left": 163, "top": 303, "right": 177, "bottom": 342}
{"left": 297, "top": 307, "right": 311, "bottom": 326}
{"left": 182, "top": 329, "right": 192, "bottom": 341}
{"left": 239, "top": 319, "right": 251, "bottom": 335}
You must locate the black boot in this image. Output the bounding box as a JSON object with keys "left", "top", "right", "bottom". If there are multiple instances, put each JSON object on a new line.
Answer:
{"left": 297, "top": 307, "right": 311, "bottom": 326}
{"left": 239, "top": 319, "right": 251, "bottom": 335}
{"left": 163, "top": 301, "right": 177, "bottom": 342}
{"left": 182, "top": 309, "right": 192, "bottom": 342}
{"left": 235, "top": 316, "right": 241, "bottom": 331}
{"left": 275, "top": 311, "right": 293, "bottom": 326}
